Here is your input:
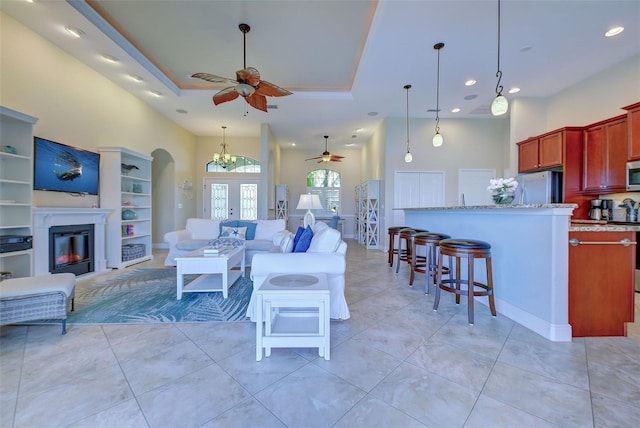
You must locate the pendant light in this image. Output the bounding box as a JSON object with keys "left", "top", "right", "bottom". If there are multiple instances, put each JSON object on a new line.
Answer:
{"left": 491, "top": 0, "right": 509, "bottom": 116}
{"left": 403, "top": 84, "right": 413, "bottom": 163}
{"left": 432, "top": 42, "right": 444, "bottom": 147}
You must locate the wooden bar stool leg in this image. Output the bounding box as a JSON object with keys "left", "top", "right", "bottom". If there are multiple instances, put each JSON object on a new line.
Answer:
{"left": 433, "top": 251, "right": 443, "bottom": 310}
{"left": 455, "top": 256, "right": 461, "bottom": 304}
{"left": 409, "top": 239, "right": 416, "bottom": 285}
{"left": 388, "top": 232, "right": 395, "bottom": 267}
{"left": 486, "top": 257, "right": 497, "bottom": 316}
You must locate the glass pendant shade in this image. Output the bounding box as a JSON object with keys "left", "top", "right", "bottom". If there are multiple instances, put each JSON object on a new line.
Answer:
{"left": 404, "top": 151, "right": 413, "bottom": 163}
{"left": 236, "top": 83, "right": 255, "bottom": 97}
{"left": 491, "top": 94, "right": 509, "bottom": 116}
{"left": 432, "top": 132, "right": 443, "bottom": 147}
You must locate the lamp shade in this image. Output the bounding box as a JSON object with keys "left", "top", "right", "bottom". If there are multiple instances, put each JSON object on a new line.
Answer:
{"left": 296, "top": 194, "right": 323, "bottom": 210}
{"left": 432, "top": 132, "right": 443, "bottom": 147}
{"left": 297, "top": 194, "right": 323, "bottom": 228}
{"left": 491, "top": 94, "right": 509, "bottom": 116}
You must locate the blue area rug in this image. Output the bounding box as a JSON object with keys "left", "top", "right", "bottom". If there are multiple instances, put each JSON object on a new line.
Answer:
{"left": 67, "top": 268, "right": 252, "bottom": 323}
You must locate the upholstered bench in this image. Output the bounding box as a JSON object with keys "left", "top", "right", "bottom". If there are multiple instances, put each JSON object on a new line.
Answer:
{"left": 0, "top": 273, "right": 76, "bottom": 334}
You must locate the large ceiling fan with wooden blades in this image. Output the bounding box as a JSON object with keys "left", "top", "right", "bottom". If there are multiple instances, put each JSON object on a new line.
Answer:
{"left": 306, "top": 135, "right": 345, "bottom": 163}
{"left": 191, "top": 23, "right": 292, "bottom": 113}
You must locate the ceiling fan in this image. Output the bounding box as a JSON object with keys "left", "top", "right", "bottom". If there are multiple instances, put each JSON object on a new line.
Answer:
{"left": 191, "top": 23, "right": 292, "bottom": 113}
{"left": 306, "top": 136, "right": 345, "bottom": 163}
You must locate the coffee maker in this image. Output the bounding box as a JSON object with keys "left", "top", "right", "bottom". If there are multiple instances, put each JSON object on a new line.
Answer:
{"left": 600, "top": 199, "right": 614, "bottom": 221}
{"left": 588, "top": 199, "right": 603, "bottom": 220}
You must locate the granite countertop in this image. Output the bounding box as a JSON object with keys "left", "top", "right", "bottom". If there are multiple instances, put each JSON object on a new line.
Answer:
{"left": 399, "top": 203, "right": 577, "bottom": 211}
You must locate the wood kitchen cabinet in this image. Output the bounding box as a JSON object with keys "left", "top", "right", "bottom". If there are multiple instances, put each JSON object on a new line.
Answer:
{"left": 517, "top": 131, "right": 563, "bottom": 172}
{"left": 623, "top": 102, "right": 640, "bottom": 161}
{"left": 569, "top": 231, "right": 636, "bottom": 337}
{"left": 583, "top": 115, "right": 627, "bottom": 193}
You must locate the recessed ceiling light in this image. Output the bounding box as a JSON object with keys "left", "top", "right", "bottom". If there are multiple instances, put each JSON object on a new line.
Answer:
{"left": 355, "top": 128, "right": 364, "bottom": 133}
{"left": 368, "top": 112, "right": 378, "bottom": 116}
{"left": 605, "top": 26, "right": 624, "bottom": 37}
{"left": 519, "top": 45, "right": 533, "bottom": 52}
{"left": 508, "top": 87, "right": 521, "bottom": 94}
{"left": 351, "top": 135, "right": 357, "bottom": 138}
{"left": 464, "top": 94, "right": 478, "bottom": 100}
{"left": 128, "top": 74, "right": 144, "bottom": 82}
{"left": 346, "top": 143, "right": 356, "bottom": 147}
{"left": 149, "top": 90, "right": 163, "bottom": 97}
{"left": 23, "top": 0, "right": 34, "bottom": 3}
{"left": 176, "top": 109, "right": 188, "bottom": 114}
{"left": 65, "top": 26, "right": 85, "bottom": 38}
{"left": 465, "top": 79, "right": 476, "bottom": 86}
{"left": 291, "top": 143, "right": 296, "bottom": 147}
{"left": 101, "top": 54, "right": 119, "bottom": 63}
{"left": 451, "top": 108, "right": 461, "bottom": 113}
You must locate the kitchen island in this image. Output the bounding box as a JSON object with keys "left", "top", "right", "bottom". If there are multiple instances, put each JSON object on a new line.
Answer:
{"left": 402, "top": 204, "right": 578, "bottom": 341}
{"left": 401, "top": 204, "right": 638, "bottom": 341}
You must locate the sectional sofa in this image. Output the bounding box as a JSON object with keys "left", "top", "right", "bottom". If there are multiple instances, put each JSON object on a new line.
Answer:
{"left": 163, "top": 218, "right": 286, "bottom": 266}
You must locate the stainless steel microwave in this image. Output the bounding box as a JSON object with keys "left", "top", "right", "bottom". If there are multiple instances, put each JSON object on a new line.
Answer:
{"left": 627, "top": 161, "right": 640, "bottom": 191}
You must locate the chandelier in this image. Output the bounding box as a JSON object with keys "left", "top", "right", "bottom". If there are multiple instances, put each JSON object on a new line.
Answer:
{"left": 212, "top": 125, "right": 237, "bottom": 169}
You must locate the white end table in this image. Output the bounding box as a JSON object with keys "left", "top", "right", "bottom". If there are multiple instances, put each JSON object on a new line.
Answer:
{"left": 175, "top": 245, "right": 245, "bottom": 299}
{"left": 256, "top": 273, "right": 330, "bottom": 361}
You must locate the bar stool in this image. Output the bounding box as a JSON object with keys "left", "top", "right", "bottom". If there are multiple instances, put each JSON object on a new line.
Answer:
{"left": 433, "top": 238, "right": 496, "bottom": 324}
{"left": 395, "top": 228, "right": 428, "bottom": 274}
{"left": 411, "top": 232, "right": 451, "bottom": 294}
{"left": 387, "top": 226, "right": 405, "bottom": 267}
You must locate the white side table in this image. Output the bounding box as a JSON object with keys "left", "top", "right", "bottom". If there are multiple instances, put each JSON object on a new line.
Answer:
{"left": 256, "top": 273, "right": 330, "bottom": 361}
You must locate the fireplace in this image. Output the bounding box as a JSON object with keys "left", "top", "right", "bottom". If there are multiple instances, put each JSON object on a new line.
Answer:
{"left": 49, "top": 224, "right": 94, "bottom": 275}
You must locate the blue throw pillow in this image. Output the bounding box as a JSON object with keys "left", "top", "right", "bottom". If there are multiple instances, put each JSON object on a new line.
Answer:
{"left": 219, "top": 220, "right": 238, "bottom": 236}
{"left": 236, "top": 221, "right": 257, "bottom": 240}
{"left": 292, "top": 226, "right": 305, "bottom": 249}
{"left": 293, "top": 226, "right": 313, "bottom": 253}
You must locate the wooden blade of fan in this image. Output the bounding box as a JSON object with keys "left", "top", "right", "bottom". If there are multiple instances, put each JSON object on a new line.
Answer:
{"left": 213, "top": 87, "right": 240, "bottom": 106}
{"left": 192, "top": 72, "right": 237, "bottom": 84}
{"left": 330, "top": 154, "right": 345, "bottom": 159}
{"left": 236, "top": 67, "right": 261, "bottom": 86}
{"left": 305, "top": 156, "right": 322, "bottom": 161}
{"left": 255, "top": 80, "right": 293, "bottom": 97}
{"left": 245, "top": 93, "right": 268, "bottom": 112}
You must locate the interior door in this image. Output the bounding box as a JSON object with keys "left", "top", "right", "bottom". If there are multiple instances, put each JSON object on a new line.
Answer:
{"left": 203, "top": 178, "right": 259, "bottom": 220}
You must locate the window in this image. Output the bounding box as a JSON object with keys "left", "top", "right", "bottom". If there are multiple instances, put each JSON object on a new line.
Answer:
{"left": 306, "top": 169, "right": 341, "bottom": 217}
{"left": 206, "top": 156, "right": 261, "bottom": 173}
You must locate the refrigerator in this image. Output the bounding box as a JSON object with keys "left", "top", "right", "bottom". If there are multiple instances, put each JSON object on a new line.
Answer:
{"left": 516, "top": 171, "right": 563, "bottom": 204}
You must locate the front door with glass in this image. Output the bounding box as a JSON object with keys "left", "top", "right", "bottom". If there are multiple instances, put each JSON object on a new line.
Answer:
{"left": 204, "top": 178, "right": 259, "bottom": 220}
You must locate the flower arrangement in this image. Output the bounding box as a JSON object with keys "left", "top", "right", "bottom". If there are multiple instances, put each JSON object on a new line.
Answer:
{"left": 487, "top": 177, "right": 518, "bottom": 204}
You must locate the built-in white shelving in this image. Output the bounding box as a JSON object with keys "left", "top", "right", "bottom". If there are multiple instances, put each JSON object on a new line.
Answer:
{"left": 0, "top": 106, "right": 38, "bottom": 278}
{"left": 355, "top": 180, "right": 380, "bottom": 249}
{"left": 275, "top": 184, "right": 288, "bottom": 228}
{"left": 100, "top": 147, "right": 153, "bottom": 268}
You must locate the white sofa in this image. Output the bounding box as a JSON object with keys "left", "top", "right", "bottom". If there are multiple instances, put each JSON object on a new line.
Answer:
{"left": 246, "top": 221, "right": 350, "bottom": 321}
{"left": 163, "top": 218, "right": 286, "bottom": 266}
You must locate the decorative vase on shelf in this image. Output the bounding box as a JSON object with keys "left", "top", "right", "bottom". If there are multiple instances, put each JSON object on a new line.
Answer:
{"left": 122, "top": 209, "right": 136, "bottom": 220}
{"left": 492, "top": 191, "right": 515, "bottom": 205}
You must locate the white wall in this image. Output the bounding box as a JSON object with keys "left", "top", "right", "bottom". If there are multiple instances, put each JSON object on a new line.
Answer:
{"left": 0, "top": 12, "right": 197, "bottom": 244}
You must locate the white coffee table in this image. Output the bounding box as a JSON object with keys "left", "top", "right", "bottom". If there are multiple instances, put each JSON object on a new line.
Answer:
{"left": 255, "top": 272, "right": 330, "bottom": 361}
{"left": 175, "top": 246, "right": 245, "bottom": 300}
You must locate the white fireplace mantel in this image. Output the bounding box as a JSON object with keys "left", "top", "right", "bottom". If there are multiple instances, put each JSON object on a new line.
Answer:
{"left": 33, "top": 207, "right": 112, "bottom": 276}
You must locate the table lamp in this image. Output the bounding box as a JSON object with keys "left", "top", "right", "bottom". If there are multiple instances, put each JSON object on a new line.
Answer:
{"left": 297, "top": 194, "right": 323, "bottom": 228}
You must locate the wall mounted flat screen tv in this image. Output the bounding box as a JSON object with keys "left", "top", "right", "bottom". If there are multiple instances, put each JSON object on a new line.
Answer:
{"left": 33, "top": 137, "right": 100, "bottom": 195}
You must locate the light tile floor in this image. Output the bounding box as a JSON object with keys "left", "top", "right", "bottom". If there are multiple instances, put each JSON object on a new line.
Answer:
{"left": 1, "top": 241, "right": 639, "bottom": 427}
